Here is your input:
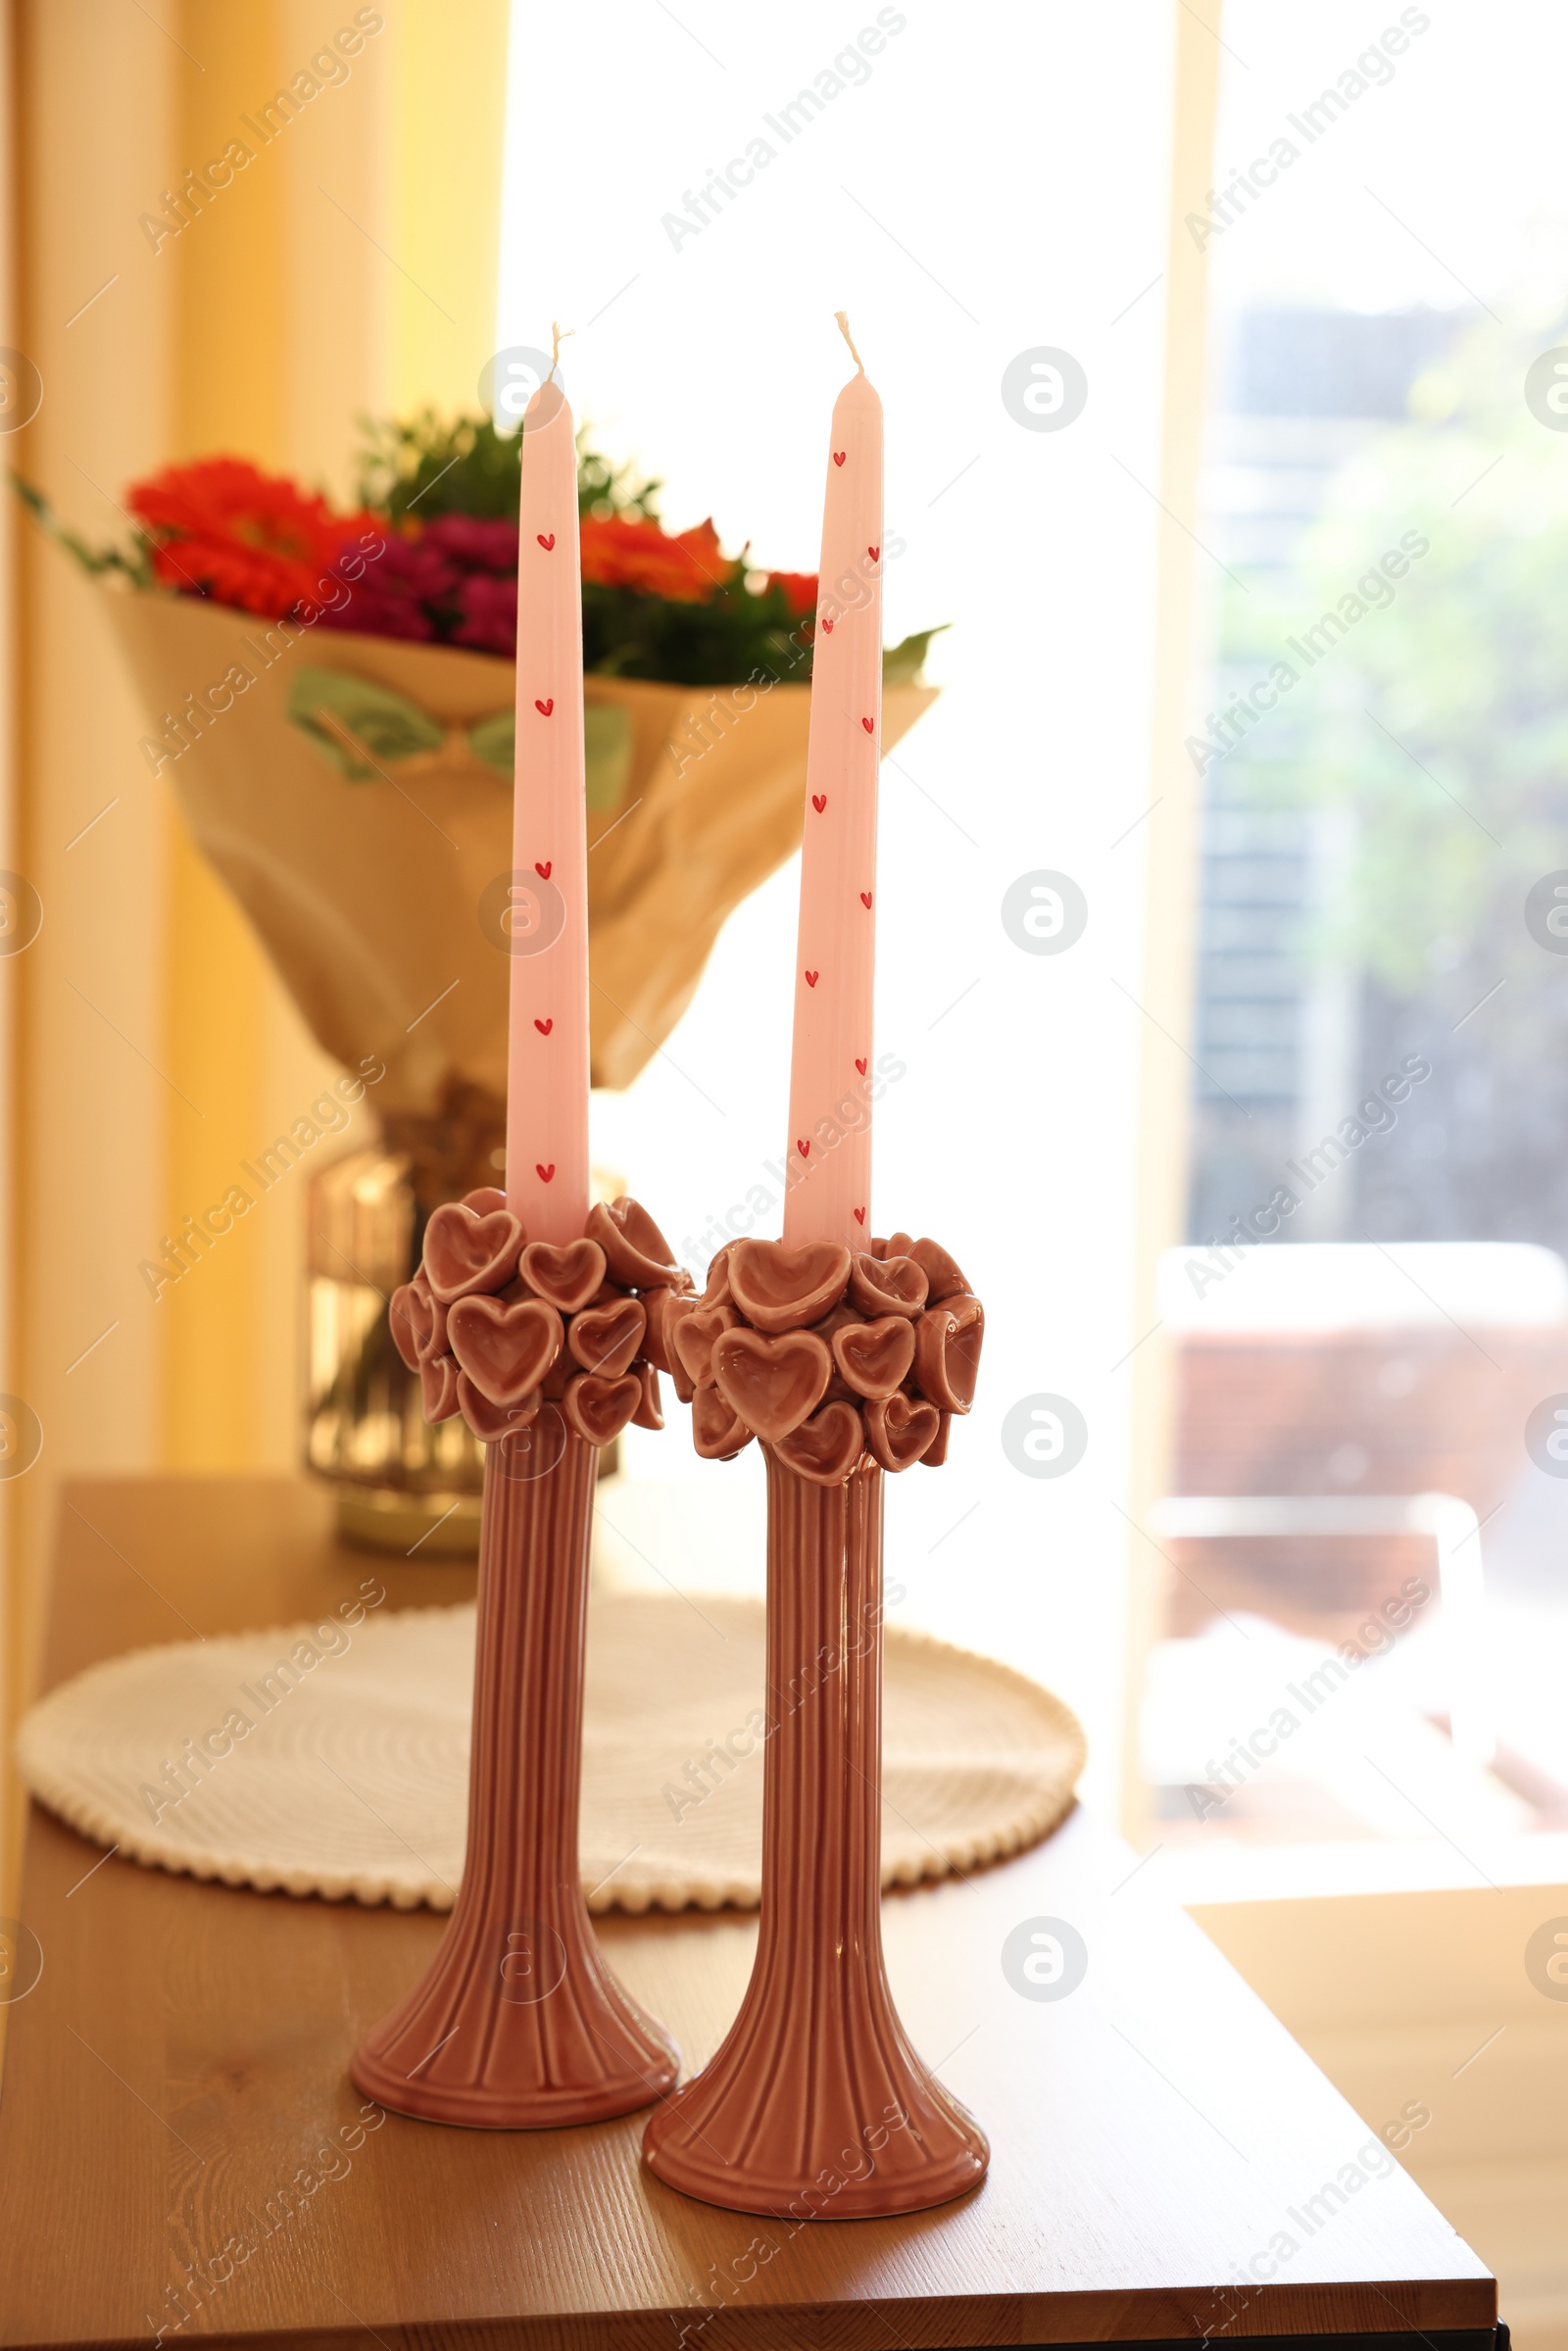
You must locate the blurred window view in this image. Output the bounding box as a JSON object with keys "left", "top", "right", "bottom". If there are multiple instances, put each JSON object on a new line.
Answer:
{"left": 1145, "top": 1, "right": 1568, "bottom": 1874}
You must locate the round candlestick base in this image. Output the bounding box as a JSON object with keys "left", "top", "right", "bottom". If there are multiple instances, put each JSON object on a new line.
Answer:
{"left": 642, "top": 1456, "right": 988, "bottom": 2216}
{"left": 351, "top": 1430, "right": 677, "bottom": 2129}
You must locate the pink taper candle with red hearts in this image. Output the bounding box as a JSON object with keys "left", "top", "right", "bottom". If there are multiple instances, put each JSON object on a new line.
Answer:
{"left": 505, "top": 360, "right": 591, "bottom": 1245}
{"left": 783, "top": 317, "right": 883, "bottom": 1248}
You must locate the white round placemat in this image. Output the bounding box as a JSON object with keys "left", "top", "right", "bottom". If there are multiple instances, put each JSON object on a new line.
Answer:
{"left": 17, "top": 1592, "right": 1084, "bottom": 1913}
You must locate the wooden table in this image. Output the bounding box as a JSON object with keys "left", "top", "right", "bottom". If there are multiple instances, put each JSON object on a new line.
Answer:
{"left": 0, "top": 1478, "right": 1496, "bottom": 2351}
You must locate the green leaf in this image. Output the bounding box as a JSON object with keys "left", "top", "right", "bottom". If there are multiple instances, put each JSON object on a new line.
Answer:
{"left": 881, "top": 624, "right": 946, "bottom": 685}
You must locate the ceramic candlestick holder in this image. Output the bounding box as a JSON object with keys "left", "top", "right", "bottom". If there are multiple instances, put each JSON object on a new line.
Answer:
{"left": 641, "top": 1231, "right": 989, "bottom": 2216}
{"left": 351, "top": 1190, "right": 690, "bottom": 2129}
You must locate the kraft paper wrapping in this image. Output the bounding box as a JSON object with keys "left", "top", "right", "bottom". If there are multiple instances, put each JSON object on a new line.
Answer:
{"left": 103, "top": 590, "right": 937, "bottom": 1109}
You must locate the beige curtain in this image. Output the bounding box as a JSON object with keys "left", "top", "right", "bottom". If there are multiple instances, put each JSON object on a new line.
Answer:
{"left": 0, "top": 0, "right": 509, "bottom": 1901}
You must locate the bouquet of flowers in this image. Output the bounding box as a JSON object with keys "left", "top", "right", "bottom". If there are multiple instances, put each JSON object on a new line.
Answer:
{"left": 19, "top": 413, "right": 939, "bottom": 1150}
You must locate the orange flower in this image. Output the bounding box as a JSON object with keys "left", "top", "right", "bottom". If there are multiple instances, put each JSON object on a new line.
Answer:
{"left": 768, "top": 569, "right": 818, "bottom": 618}
{"left": 127, "top": 456, "right": 371, "bottom": 617}
{"left": 579, "top": 514, "right": 729, "bottom": 603}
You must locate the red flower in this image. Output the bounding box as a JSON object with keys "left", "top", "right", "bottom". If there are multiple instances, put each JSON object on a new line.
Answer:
{"left": 420, "top": 513, "right": 519, "bottom": 571}
{"left": 126, "top": 457, "right": 374, "bottom": 618}
{"left": 316, "top": 531, "right": 451, "bottom": 642}
{"left": 450, "top": 572, "right": 517, "bottom": 656}
{"left": 579, "top": 514, "right": 728, "bottom": 604}
{"left": 769, "top": 569, "right": 818, "bottom": 618}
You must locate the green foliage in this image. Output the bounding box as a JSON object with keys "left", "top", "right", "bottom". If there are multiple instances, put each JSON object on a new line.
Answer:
{"left": 8, "top": 473, "right": 152, "bottom": 586}
{"left": 1211, "top": 313, "right": 1568, "bottom": 1010}
{"left": 351, "top": 408, "right": 662, "bottom": 525}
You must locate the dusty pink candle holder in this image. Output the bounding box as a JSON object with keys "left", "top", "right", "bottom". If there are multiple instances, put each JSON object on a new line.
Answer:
{"left": 640, "top": 1231, "right": 989, "bottom": 2216}
{"left": 350, "top": 1190, "right": 690, "bottom": 2129}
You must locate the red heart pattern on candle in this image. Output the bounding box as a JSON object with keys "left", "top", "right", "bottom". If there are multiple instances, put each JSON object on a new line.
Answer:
{"left": 849, "top": 1251, "right": 929, "bottom": 1321}
{"left": 860, "top": 892, "right": 872, "bottom": 908}
{"left": 820, "top": 617, "right": 834, "bottom": 633}
{"left": 447, "top": 1294, "right": 564, "bottom": 1406}
{"left": 563, "top": 1370, "right": 642, "bottom": 1447}
{"left": 811, "top": 794, "right": 827, "bottom": 813}
{"left": 867, "top": 544, "right": 879, "bottom": 562}
{"left": 535, "top": 859, "right": 552, "bottom": 878}
{"left": 796, "top": 1140, "right": 809, "bottom": 1158}
{"left": 855, "top": 1056, "right": 868, "bottom": 1075}
{"left": 535, "top": 697, "right": 554, "bottom": 715}
{"left": 833, "top": 450, "right": 846, "bottom": 465}
{"left": 534, "top": 1017, "right": 553, "bottom": 1035}
{"left": 711, "top": 1328, "right": 831, "bottom": 1442}
{"left": 536, "top": 1163, "right": 555, "bottom": 1183}
{"left": 727, "top": 1238, "right": 853, "bottom": 1333}
{"left": 831, "top": 1314, "right": 915, "bottom": 1401}
{"left": 864, "top": 1390, "right": 941, "bottom": 1472}
{"left": 536, "top": 532, "right": 555, "bottom": 550}
{"left": 853, "top": 1206, "right": 865, "bottom": 1224}
{"left": 860, "top": 716, "right": 874, "bottom": 733}
{"left": 805, "top": 970, "right": 818, "bottom": 988}
{"left": 422, "top": 1202, "right": 525, "bottom": 1303}
{"left": 568, "top": 1297, "right": 647, "bottom": 1379}
{"left": 520, "top": 1238, "right": 607, "bottom": 1314}
{"left": 773, "top": 1400, "right": 864, "bottom": 1486}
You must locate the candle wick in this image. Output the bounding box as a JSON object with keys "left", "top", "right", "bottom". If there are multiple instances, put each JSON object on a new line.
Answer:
{"left": 549, "top": 319, "right": 576, "bottom": 380}
{"left": 834, "top": 310, "right": 864, "bottom": 373}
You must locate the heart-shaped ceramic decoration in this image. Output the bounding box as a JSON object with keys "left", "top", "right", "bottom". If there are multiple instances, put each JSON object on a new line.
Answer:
{"left": 422, "top": 1202, "right": 525, "bottom": 1303}
{"left": 588, "top": 1197, "right": 682, "bottom": 1288}
{"left": 921, "top": 1409, "right": 952, "bottom": 1468}
{"left": 831, "top": 1315, "right": 916, "bottom": 1401}
{"left": 864, "top": 1390, "right": 941, "bottom": 1471}
{"left": 692, "top": 1382, "right": 753, "bottom": 1460}
{"left": 631, "top": 1362, "right": 664, "bottom": 1431}
{"left": 519, "top": 1238, "right": 607, "bottom": 1315}
{"left": 419, "top": 1352, "right": 461, "bottom": 1423}
{"left": 772, "top": 1400, "right": 865, "bottom": 1485}
{"left": 389, "top": 1282, "right": 427, "bottom": 1372}
{"left": 701, "top": 1246, "right": 734, "bottom": 1306}
{"left": 462, "top": 1186, "right": 509, "bottom": 1216}
{"left": 458, "top": 1375, "right": 541, "bottom": 1445}
{"left": 710, "top": 1328, "right": 832, "bottom": 1442}
{"left": 447, "top": 1295, "right": 564, "bottom": 1406}
{"left": 726, "top": 1239, "right": 853, "bottom": 1334}
{"left": 410, "top": 1274, "right": 450, "bottom": 1363}
{"left": 848, "top": 1251, "right": 929, "bottom": 1322}
{"left": 673, "top": 1301, "right": 739, "bottom": 1389}
{"left": 563, "top": 1371, "right": 642, "bottom": 1446}
{"left": 906, "top": 1236, "right": 971, "bottom": 1304}
{"left": 913, "top": 1297, "right": 984, "bottom": 1413}
{"left": 568, "top": 1297, "right": 647, "bottom": 1379}
{"left": 662, "top": 1302, "right": 698, "bottom": 1403}
{"left": 638, "top": 1286, "right": 687, "bottom": 1375}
